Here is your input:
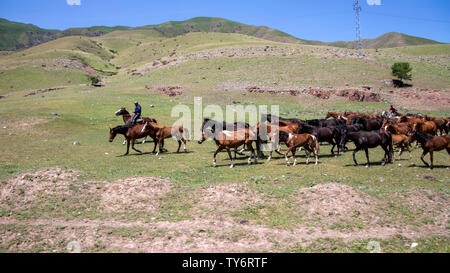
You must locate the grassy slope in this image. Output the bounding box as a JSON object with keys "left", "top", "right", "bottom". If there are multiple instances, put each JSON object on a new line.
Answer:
{"left": 0, "top": 31, "right": 449, "bottom": 252}
{"left": 0, "top": 36, "right": 121, "bottom": 94}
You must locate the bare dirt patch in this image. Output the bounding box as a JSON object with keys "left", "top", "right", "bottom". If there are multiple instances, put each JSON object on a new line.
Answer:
{"left": 100, "top": 177, "right": 172, "bottom": 214}
{"left": 0, "top": 168, "right": 82, "bottom": 210}
{"left": 145, "top": 85, "right": 184, "bottom": 97}
{"left": 245, "top": 86, "right": 381, "bottom": 102}
{"left": 24, "top": 86, "right": 66, "bottom": 97}
{"left": 382, "top": 87, "right": 450, "bottom": 111}
{"left": 293, "top": 183, "right": 381, "bottom": 228}
{"left": 193, "top": 183, "right": 264, "bottom": 213}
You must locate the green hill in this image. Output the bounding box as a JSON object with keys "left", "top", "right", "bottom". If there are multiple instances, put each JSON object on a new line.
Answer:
{"left": 327, "top": 32, "right": 441, "bottom": 49}
{"left": 139, "top": 17, "right": 310, "bottom": 44}
{"left": 0, "top": 18, "right": 130, "bottom": 51}
{"left": 1, "top": 17, "right": 443, "bottom": 51}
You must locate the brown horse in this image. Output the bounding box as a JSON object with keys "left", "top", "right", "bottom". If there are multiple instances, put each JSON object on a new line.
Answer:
{"left": 198, "top": 128, "right": 257, "bottom": 168}
{"left": 109, "top": 124, "right": 158, "bottom": 155}
{"left": 141, "top": 122, "right": 189, "bottom": 156}
{"left": 325, "top": 112, "right": 345, "bottom": 119}
{"left": 412, "top": 121, "right": 437, "bottom": 136}
{"left": 424, "top": 115, "right": 448, "bottom": 135}
{"left": 274, "top": 130, "right": 319, "bottom": 166}
{"left": 115, "top": 107, "right": 158, "bottom": 144}
{"left": 391, "top": 133, "right": 413, "bottom": 161}
{"left": 408, "top": 131, "right": 450, "bottom": 169}
{"left": 382, "top": 121, "right": 411, "bottom": 135}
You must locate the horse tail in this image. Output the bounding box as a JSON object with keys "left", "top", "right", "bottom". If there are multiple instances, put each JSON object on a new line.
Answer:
{"left": 311, "top": 135, "right": 320, "bottom": 156}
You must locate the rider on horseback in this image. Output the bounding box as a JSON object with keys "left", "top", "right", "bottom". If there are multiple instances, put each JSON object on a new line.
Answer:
{"left": 131, "top": 101, "right": 142, "bottom": 125}
{"left": 389, "top": 105, "right": 399, "bottom": 115}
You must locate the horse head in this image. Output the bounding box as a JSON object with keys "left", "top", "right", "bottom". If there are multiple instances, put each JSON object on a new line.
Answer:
{"left": 114, "top": 107, "right": 128, "bottom": 116}
{"left": 109, "top": 127, "right": 116, "bottom": 142}
{"left": 198, "top": 128, "right": 214, "bottom": 144}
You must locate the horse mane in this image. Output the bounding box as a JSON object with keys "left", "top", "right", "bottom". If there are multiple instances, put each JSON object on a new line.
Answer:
{"left": 112, "top": 125, "right": 131, "bottom": 134}
{"left": 415, "top": 131, "right": 433, "bottom": 142}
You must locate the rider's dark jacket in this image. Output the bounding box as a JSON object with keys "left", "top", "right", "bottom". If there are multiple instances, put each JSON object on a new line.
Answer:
{"left": 134, "top": 104, "right": 142, "bottom": 115}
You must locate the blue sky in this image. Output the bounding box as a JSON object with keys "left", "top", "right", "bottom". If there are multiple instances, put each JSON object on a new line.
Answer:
{"left": 0, "top": 0, "right": 449, "bottom": 42}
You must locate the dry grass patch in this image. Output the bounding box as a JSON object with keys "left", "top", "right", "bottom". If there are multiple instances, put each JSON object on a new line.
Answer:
{"left": 293, "top": 183, "right": 381, "bottom": 229}
{"left": 99, "top": 177, "right": 172, "bottom": 214}
{"left": 192, "top": 183, "right": 264, "bottom": 214}
{"left": 0, "top": 117, "right": 52, "bottom": 131}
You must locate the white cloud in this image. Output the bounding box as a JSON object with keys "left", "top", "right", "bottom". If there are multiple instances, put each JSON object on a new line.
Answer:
{"left": 67, "top": 0, "right": 81, "bottom": 6}
{"left": 367, "top": 0, "right": 381, "bottom": 5}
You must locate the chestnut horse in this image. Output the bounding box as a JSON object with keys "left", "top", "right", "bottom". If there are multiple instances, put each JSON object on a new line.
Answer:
{"left": 424, "top": 115, "right": 448, "bottom": 135}
{"left": 275, "top": 130, "right": 319, "bottom": 166}
{"left": 198, "top": 128, "right": 257, "bottom": 168}
{"left": 325, "top": 112, "right": 345, "bottom": 119}
{"left": 381, "top": 120, "right": 411, "bottom": 135}
{"left": 408, "top": 131, "right": 450, "bottom": 169}
{"left": 109, "top": 124, "right": 158, "bottom": 155}
{"left": 141, "top": 122, "right": 189, "bottom": 156}
{"left": 115, "top": 107, "right": 158, "bottom": 144}
{"left": 412, "top": 121, "right": 438, "bottom": 136}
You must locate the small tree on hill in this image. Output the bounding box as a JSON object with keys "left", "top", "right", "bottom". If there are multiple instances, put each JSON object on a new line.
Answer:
{"left": 391, "top": 62, "right": 412, "bottom": 87}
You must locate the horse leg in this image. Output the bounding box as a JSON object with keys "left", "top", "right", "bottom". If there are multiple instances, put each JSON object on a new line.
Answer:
{"left": 353, "top": 146, "right": 361, "bottom": 166}
{"left": 247, "top": 141, "right": 257, "bottom": 165}
{"left": 141, "top": 136, "right": 147, "bottom": 144}
{"left": 131, "top": 139, "right": 142, "bottom": 153}
{"left": 304, "top": 146, "right": 311, "bottom": 165}
{"left": 183, "top": 138, "right": 187, "bottom": 152}
{"left": 364, "top": 148, "right": 370, "bottom": 167}
{"left": 420, "top": 150, "right": 430, "bottom": 168}
{"left": 213, "top": 147, "right": 223, "bottom": 168}
{"left": 429, "top": 150, "right": 434, "bottom": 170}
{"left": 397, "top": 145, "right": 402, "bottom": 161}
{"left": 151, "top": 137, "right": 158, "bottom": 153}
{"left": 285, "top": 147, "right": 293, "bottom": 166}
{"left": 124, "top": 140, "right": 130, "bottom": 156}
{"left": 330, "top": 140, "right": 336, "bottom": 156}
{"left": 226, "top": 147, "right": 235, "bottom": 168}
{"left": 381, "top": 145, "right": 389, "bottom": 166}
{"left": 176, "top": 140, "right": 181, "bottom": 153}
{"left": 292, "top": 148, "right": 297, "bottom": 166}
{"left": 156, "top": 138, "right": 163, "bottom": 156}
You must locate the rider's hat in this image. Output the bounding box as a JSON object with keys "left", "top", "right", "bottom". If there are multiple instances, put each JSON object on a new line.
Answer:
{"left": 134, "top": 101, "right": 139, "bottom": 104}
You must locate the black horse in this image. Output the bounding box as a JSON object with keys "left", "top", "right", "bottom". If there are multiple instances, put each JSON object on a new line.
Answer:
{"left": 306, "top": 118, "right": 345, "bottom": 128}
{"left": 351, "top": 117, "right": 384, "bottom": 131}
{"left": 340, "top": 129, "right": 393, "bottom": 167}
{"left": 261, "top": 114, "right": 304, "bottom": 125}
{"left": 297, "top": 123, "right": 340, "bottom": 155}
{"left": 332, "top": 124, "right": 364, "bottom": 151}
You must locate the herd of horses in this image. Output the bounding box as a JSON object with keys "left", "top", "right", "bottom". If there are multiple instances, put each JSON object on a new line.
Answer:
{"left": 109, "top": 108, "right": 450, "bottom": 170}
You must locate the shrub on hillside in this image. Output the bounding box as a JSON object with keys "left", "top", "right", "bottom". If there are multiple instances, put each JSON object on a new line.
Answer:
{"left": 391, "top": 62, "right": 412, "bottom": 87}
